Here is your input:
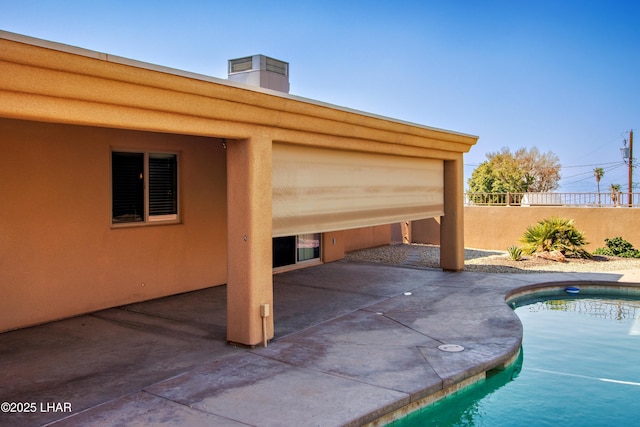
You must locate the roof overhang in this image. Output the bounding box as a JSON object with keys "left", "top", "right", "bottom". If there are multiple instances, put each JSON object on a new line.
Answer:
{"left": 0, "top": 31, "right": 478, "bottom": 160}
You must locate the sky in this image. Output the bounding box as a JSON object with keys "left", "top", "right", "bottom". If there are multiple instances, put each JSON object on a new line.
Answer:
{"left": 3, "top": 0, "right": 639, "bottom": 192}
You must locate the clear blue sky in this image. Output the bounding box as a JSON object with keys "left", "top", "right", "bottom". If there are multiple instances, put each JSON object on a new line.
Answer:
{"left": 3, "top": 0, "right": 639, "bottom": 192}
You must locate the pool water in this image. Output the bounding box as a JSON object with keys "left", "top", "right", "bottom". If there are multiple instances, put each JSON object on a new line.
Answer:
{"left": 390, "top": 296, "right": 640, "bottom": 426}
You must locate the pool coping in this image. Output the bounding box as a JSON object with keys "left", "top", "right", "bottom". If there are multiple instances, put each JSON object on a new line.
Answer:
{"left": 366, "top": 277, "right": 640, "bottom": 426}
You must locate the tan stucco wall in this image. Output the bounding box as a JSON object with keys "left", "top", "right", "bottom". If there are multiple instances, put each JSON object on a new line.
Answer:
{"left": 323, "top": 231, "right": 346, "bottom": 262}
{"left": 413, "top": 206, "right": 640, "bottom": 252}
{"left": 343, "top": 225, "right": 392, "bottom": 252}
{"left": 0, "top": 118, "right": 227, "bottom": 332}
{"left": 0, "top": 32, "right": 478, "bottom": 342}
{"left": 412, "top": 217, "right": 441, "bottom": 245}
{"left": 323, "top": 226, "right": 397, "bottom": 261}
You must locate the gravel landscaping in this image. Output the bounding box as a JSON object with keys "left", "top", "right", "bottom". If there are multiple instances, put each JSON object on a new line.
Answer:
{"left": 344, "top": 243, "right": 640, "bottom": 274}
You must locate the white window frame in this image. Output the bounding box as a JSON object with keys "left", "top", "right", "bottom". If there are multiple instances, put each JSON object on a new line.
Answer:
{"left": 272, "top": 233, "right": 322, "bottom": 272}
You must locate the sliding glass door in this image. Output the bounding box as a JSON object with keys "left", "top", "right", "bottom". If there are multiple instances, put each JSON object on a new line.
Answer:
{"left": 273, "top": 233, "right": 321, "bottom": 268}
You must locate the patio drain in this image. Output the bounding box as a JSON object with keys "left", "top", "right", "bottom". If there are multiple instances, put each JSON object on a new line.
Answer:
{"left": 438, "top": 344, "right": 465, "bottom": 352}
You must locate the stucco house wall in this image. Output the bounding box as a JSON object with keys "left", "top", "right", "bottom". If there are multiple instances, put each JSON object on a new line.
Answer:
{"left": 0, "top": 31, "right": 477, "bottom": 343}
{"left": 343, "top": 225, "right": 392, "bottom": 252}
{"left": 1, "top": 118, "right": 227, "bottom": 331}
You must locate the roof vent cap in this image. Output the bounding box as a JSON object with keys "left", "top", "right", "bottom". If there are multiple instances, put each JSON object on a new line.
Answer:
{"left": 228, "top": 54, "right": 289, "bottom": 93}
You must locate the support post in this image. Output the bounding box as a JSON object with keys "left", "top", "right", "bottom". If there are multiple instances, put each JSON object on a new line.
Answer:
{"left": 226, "top": 136, "right": 274, "bottom": 346}
{"left": 440, "top": 157, "right": 465, "bottom": 271}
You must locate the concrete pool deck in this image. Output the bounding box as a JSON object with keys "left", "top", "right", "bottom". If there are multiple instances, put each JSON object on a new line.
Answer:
{"left": 2, "top": 261, "right": 639, "bottom": 427}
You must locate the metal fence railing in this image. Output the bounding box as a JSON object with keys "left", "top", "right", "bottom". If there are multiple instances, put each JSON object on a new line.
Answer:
{"left": 464, "top": 192, "right": 640, "bottom": 207}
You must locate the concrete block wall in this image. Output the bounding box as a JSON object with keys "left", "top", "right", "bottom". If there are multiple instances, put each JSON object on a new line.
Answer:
{"left": 412, "top": 207, "right": 640, "bottom": 252}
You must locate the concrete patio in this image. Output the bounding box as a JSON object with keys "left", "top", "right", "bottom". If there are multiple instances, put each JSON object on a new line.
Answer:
{"left": 1, "top": 261, "right": 639, "bottom": 427}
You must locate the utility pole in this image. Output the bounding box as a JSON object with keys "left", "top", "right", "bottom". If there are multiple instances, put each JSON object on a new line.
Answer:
{"left": 629, "top": 130, "right": 634, "bottom": 207}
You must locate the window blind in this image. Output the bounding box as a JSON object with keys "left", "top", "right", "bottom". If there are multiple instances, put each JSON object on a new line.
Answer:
{"left": 149, "top": 153, "right": 177, "bottom": 217}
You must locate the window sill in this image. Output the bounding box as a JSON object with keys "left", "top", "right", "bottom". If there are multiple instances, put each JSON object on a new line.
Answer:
{"left": 111, "top": 219, "right": 182, "bottom": 228}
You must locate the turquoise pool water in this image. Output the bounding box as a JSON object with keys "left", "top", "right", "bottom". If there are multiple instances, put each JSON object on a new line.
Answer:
{"left": 390, "top": 295, "right": 640, "bottom": 426}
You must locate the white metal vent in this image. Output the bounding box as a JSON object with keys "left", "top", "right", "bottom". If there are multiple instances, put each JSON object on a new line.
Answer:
{"left": 265, "top": 57, "right": 288, "bottom": 76}
{"left": 227, "top": 54, "right": 290, "bottom": 93}
{"left": 229, "top": 56, "right": 253, "bottom": 74}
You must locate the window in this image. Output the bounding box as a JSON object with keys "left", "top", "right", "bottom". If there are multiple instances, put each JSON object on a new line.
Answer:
{"left": 297, "top": 234, "right": 320, "bottom": 261}
{"left": 272, "top": 236, "right": 296, "bottom": 268}
{"left": 272, "top": 233, "right": 321, "bottom": 268}
{"left": 112, "top": 151, "right": 178, "bottom": 224}
{"left": 148, "top": 153, "right": 178, "bottom": 220}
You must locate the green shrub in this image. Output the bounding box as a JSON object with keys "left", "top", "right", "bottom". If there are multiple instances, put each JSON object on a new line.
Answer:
{"left": 593, "top": 237, "right": 640, "bottom": 258}
{"left": 520, "top": 217, "right": 591, "bottom": 259}
{"left": 507, "top": 245, "right": 523, "bottom": 261}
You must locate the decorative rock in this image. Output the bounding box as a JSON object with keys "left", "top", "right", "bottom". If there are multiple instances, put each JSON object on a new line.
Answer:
{"left": 345, "top": 243, "right": 640, "bottom": 273}
{"left": 536, "top": 250, "right": 566, "bottom": 262}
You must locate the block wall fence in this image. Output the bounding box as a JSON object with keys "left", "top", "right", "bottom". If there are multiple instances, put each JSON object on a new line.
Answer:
{"left": 412, "top": 206, "right": 640, "bottom": 252}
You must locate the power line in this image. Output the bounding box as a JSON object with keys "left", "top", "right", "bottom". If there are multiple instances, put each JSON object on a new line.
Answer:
{"left": 465, "top": 160, "right": 623, "bottom": 171}
{"left": 559, "top": 162, "right": 625, "bottom": 181}
{"left": 571, "top": 132, "right": 628, "bottom": 162}
{"left": 465, "top": 131, "right": 630, "bottom": 170}
{"left": 560, "top": 161, "right": 620, "bottom": 169}
{"left": 560, "top": 163, "right": 627, "bottom": 187}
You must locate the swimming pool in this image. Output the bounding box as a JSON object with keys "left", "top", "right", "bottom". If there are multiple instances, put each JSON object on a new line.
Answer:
{"left": 389, "top": 293, "right": 640, "bottom": 426}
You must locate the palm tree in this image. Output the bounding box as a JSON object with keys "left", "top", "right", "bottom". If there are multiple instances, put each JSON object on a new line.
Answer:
{"left": 594, "top": 167, "right": 604, "bottom": 205}
{"left": 610, "top": 183, "right": 621, "bottom": 206}
{"left": 520, "top": 217, "right": 591, "bottom": 258}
